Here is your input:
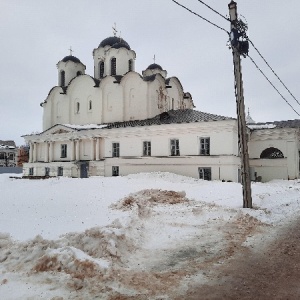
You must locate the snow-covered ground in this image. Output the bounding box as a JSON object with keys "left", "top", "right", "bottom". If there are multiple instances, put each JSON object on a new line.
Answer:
{"left": 0, "top": 172, "right": 299, "bottom": 299}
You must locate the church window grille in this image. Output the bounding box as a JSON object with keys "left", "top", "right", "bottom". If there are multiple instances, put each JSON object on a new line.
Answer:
{"left": 198, "top": 167, "right": 212, "bottom": 181}
{"left": 260, "top": 147, "right": 284, "bottom": 159}
{"left": 61, "top": 144, "right": 67, "bottom": 158}
{"left": 112, "top": 166, "right": 119, "bottom": 176}
{"left": 112, "top": 142, "right": 120, "bottom": 157}
{"left": 60, "top": 70, "right": 65, "bottom": 86}
{"left": 143, "top": 141, "right": 151, "bottom": 156}
{"left": 45, "top": 167, "right": 50, "bottom": 176}
{"left": 111, "top": 58, "right": 116, "bottom": 75}
{"left": 57, "top": 167, "right": 63, "bottom": 176}
{"left": 29, "top": 167, "right": 34, "bottom": 176}
{"left": 99, "top": 61, "right": 104, "bottom": 78}
{"left": 128, "top": 59, "right": 133, "bottom": 72}
{"left": 170, "top": 139, "right": 180, "bottom": 156}
{"left": 200, "top": 137, "right": 210, "bottom": 155}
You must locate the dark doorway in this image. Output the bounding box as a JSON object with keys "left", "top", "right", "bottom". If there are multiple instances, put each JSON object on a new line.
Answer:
{"left": 80, "top": 162, "right": 89, "bottom": 178}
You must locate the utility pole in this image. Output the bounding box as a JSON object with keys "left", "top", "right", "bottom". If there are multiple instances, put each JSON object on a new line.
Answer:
{"left": 228, "top": 1, "right": 252, "bottom": 208}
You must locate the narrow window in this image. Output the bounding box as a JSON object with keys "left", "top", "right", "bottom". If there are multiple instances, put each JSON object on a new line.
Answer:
{"left": 60, "top": 70, "right": 65, "bottom": 87}
{"left": 99, "top": 61, "right": 104, "bottom": 78}
{"left": 111, "top": 58, "right": 116, "bottom": 75}
{"left": 89, "top": 100, "right": 92, "bottom": 111}
{"left": 172, "top": 98, "right": 174, "bottom": 110}
{"left": 112, "top": 166, "right": 119, "bottom": 176}
{"left": 128, "top": 59, "right": 133, "bottom": 72}
{"left": 170, "top": 139, "right": 180, "bottom": 156}
{"left": 200, "top": 137, "right": 210, "bottom": 156}
{"left": 61, "top": 144, "right": 67, "bottom": 158}
{"left": 198, "top": 167, "right": 212, "bottom": 181}
{"left": 29, "top": 167, "right": 34, "bottom": 176}
{"left": 112, "top": 142, "right": 120, "bottom": 157}
{"left": 45, "top": 167, "right": 50, "bottom": 176}
{"left": 76, "top": 102, "right": 80, "bottom": 113}
{"left": 143, "top": 141, "right": 151, "bottom": 156}
{"left": 58, "top": 166, "right": 63, "bottom": 176}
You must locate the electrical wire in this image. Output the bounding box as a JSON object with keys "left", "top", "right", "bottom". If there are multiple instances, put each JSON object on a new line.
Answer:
{"left": 248, "top": 55, "right": 300, "bottom": 117}
{"left": 248, "top": 39, "right": 300, "bottom": 107}
{"left": 171, "top": 0, "right": 229, "bottom": 35}
{"left": 195, "top": 0, "right": 230, "bottom": 22}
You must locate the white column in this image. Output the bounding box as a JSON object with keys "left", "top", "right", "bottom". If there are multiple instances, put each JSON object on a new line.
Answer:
{"left": 75, "top": 140, "right": 80, "bottom": 161}
{"left": 33, "top": 143, "right": 37, "bottom": 162}
{"left": 90, "top": 139, "right": 95, "bottom": 161}
{"left": 44, "top": 142, "right": 49, "bottom": 162}
{"left": 49, "top": 142, "right": 54, "bottom": 162}
{"left": 96, "top": 138, "right": 100, "bottom": 161}
{"left": 29, "top": 142, "right": 33, "bottom": 163}
{"left": 71, "top": 140, "right": 75, "bottom": 161}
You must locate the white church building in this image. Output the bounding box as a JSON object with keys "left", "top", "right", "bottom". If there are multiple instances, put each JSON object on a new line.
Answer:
{"left": 22, "top": 35, "right": 300, "bottom": 182}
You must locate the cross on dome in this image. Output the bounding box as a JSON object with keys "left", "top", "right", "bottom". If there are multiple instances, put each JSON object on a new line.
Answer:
{"left": 68, "top": 46, "right": 73, "bottom": 56}
{"left": 153, "top": 54, "right": 156, "bottom": 63}
{"left": 112, "top": 23, "right": 118, "bottom": 37}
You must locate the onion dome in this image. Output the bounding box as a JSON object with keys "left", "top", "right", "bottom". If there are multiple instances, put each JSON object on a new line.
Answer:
{"left": 147, "top": 63, "right": 163, "bottom": 70}
{"left": 98, "top": 36, "right": 131, "bottom": 50}
{"left": 61, "top": 55, "right": 81, "bottom": 63}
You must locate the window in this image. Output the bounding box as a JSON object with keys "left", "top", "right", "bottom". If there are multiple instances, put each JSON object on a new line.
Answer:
{"left": 112, "top": 142, "right": 120, "bottom": 157}
{"left": 260, "top": 147, "right": 284, "bottom": 159}
{"left": 0, "top": 153, "right": 4, "bottom": 159}
{"left": 170, "top": 139, "right": 180, "bottom": 156}
{"left": 29, "top": 167, "right": 34, "bottom": 176}
{"left": 89, "top": 100, "right": 92, "bottom": 111}
{"left": 99, "top": 61, "right": 104, "bottom": 78}
{"left": 112, "top": 166, "right": 119, "bottom": 176}
{"left": 58, "top": 167, "right": 63, "bottom": 176}
{"left": 61, "top": 144, "right": 67, "bottom": 158}
{"left": 128, "top": 59, "right": 133, "bottom": 72}
{"left": 76, "top": 102, "right": 80, "bottom": 113}
{"left": 45, "top": 167, "right": 50, "bottom": 176}
{"left": 198, "top": 167, "right": 211, "bottom": 181}
{"left": 200, "top": 137, "right": 210, "bottom": 155}
{"left": 143, "top": 141, "right": 151, "bottom": 156}
{"left": 60, "top": 70, "right": 65, "bottom": 86}
{"left": 111, "top": 58, "right": 116, "bottom": 75}
{"left": 77, "top": 71, "right": 82, "bottom": 76}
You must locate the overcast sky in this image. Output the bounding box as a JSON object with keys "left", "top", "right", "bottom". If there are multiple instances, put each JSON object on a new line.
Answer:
{"left": 1, "top": 0, "right": 299, "bottom": 146}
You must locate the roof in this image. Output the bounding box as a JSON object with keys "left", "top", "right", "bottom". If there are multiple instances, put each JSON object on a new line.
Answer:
{"left": 147, "top": 63, "right": 163, "bottom": 70}
{"left": 249, "top": 119, "right": 300, "bottom": 130}
{"left": 61, "top": 55, "right": 81, "bottom": 63}
{"left": 105, "top": 109, "right": 233, "bottom": 129}
{"left": 0, "top": 140, "right": 16, "bottom": 147}
{"left": 99, "top": 36, "right": 131, "bottom": 50}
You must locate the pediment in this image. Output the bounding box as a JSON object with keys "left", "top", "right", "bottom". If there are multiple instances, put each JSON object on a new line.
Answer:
{"left": 41, "top": 124, "right": 76, "bottom": 136}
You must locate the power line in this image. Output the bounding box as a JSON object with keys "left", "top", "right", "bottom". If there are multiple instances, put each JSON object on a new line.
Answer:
{"left": 248, "top": 39, "right": 300, "bottom": 107}
{"left": 171, "top": 0, "right": 229, "bottom": 35}
{"left": 196, "top": 0, "right": 230, "bottom": 22}
{"left": 248, "top": 55, "right": 300, "bottom": 117}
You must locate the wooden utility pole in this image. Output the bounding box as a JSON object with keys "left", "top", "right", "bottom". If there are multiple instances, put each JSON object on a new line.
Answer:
{"left": 228, "top": 1, "right": 252, "bottom": 208}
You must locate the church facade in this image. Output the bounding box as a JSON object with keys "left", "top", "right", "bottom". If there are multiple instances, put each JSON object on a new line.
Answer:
{"left": 22, "top": 35, "right": 300, "bottom": 182}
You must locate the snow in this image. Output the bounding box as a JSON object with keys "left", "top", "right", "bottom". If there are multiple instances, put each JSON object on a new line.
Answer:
{"left": 0, "top": 172, "right": 300, "bottom": 299}
{"left": 63, "top": 124, "right": 107, "bottom": 130}
{"left": 248, "top": 123, "right": 277, "bottom": 129}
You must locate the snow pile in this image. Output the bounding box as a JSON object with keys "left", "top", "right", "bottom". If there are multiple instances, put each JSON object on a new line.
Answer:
{"left": 0, "top": 173, "right": 300, "bottom": 299}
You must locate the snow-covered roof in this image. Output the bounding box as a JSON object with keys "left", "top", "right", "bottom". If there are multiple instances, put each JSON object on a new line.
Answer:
{"left": 63, "top": 124, "right": 108, "bottom": 130}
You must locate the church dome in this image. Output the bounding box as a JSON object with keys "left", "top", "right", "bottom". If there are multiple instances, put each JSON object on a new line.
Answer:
{"left": 147, "top": 63, "right": 163, "bottom": 70}
{"left": 99, "top": 36, "right": 131, "bottom": 50}
{"left": 61, "top": 55, "right": 81, "bottom": 63}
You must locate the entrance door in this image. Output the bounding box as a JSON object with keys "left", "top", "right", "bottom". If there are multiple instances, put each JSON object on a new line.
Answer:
{"left": 80, "top": 163, "right": 88, "bottom": 178}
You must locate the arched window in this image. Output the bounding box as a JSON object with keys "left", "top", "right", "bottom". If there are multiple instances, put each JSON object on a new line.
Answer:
{"left": 77, "top": 71, "right": 82, "bottom": 76}
{"left": 99, "top": 61, "right": 104, "bottom": 78}
{"left": 111, "top": 58, "right": 116, "bottom": 75}
{"left": 260, "top": 147, "right": 284, "bottom": 159}
{"left": 128, "top": 59, "right": 133, "bottom": 72}
{"left": 60, "top": 70, "right": 65, "bottom": 86}
{"left": 76, "top": 102, "right": 80, "bottom": 114}
{"left": 89, "top": 100, "right": 92, "bottom": 110}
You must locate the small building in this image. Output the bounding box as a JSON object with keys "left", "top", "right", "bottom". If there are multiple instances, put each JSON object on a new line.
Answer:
{"left": 0, "top": 140, "right": 17, "bottom": 167}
